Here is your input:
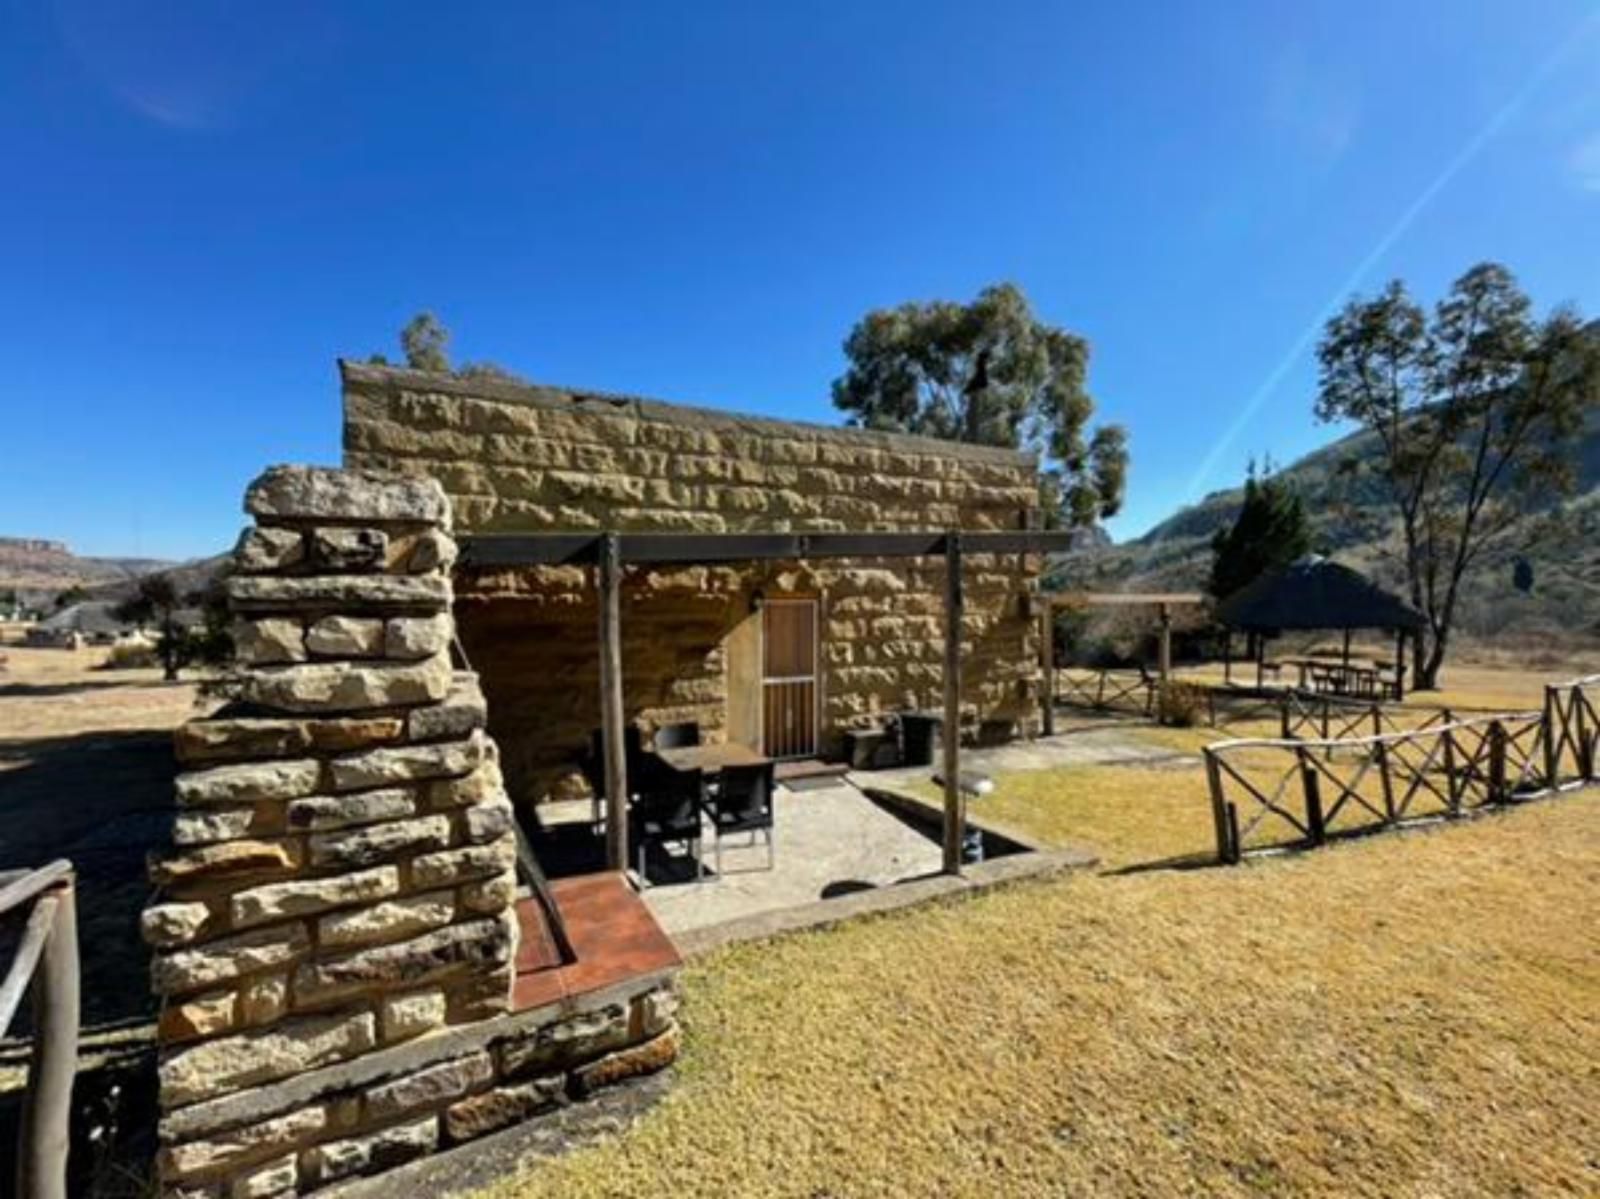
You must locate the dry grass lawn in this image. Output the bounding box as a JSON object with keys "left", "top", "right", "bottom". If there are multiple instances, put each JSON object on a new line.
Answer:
{"left": 3, "top": 646, "right": 1594, "bottom": 1194}
{"left": 480, "top": 662, "right": 1596, "bottom": 1197}
{"left": 481, "top": 796, "right": 1598, "bottom": 1198}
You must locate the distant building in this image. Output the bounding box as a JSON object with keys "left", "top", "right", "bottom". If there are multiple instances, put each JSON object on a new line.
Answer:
{"left": 25, "top": 601, "right": 134, "bottom": 646}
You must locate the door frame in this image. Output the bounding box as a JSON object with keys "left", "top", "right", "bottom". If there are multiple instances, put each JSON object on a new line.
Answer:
{"left": 761, "top": 595, "right": 820, "bottom": 760}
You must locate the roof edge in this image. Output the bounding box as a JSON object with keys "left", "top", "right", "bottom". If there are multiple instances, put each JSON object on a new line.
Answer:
{"left": 338, "top": 360, "right": 1039, "bottom": 469}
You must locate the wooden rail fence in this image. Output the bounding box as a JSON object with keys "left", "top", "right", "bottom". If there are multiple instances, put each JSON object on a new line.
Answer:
{"left": 1, "top": 859, "right": 79, "bottom": 1199}
{"left": 1542, "top": 673, "right": 1598, "bottom": 789}
{"left": 1203, "top": 699, "right": 1589, "bottom": 863}
{"left": 1052, "top": 668, "right": 1157, "bottom": 719}
{"left": 1050, "top": 669, "right": 1450, "bottom": 740}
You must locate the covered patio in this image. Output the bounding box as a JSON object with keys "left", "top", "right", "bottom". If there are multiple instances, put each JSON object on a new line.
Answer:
{"left": 460, "top": 526, "right": 1081, "bottom": 893}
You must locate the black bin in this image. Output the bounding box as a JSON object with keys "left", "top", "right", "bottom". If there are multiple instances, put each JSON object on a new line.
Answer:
{"left": 899, "top": 712, "right": 943, "bottom": 767}
{"left": 844, "top": 727, "right": 890, "bottom": 770}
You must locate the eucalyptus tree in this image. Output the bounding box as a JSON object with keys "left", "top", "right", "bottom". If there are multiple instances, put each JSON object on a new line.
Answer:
{"left": 832, "top": 283, "right": 1128, "bottom": 528}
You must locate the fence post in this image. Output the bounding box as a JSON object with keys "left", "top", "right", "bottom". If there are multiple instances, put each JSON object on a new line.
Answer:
{"left": 1279, "top": 695, "right": 1291, "bottom": 740}
{"left": 1204, "top": 749, "right": 1234, "bottom": 864}
{"left": 16, "top": 876, "right": 79, "bottom": 1199}
{"left": 1039, "top": 606, "right": 1055, "bottom": 738}
{"left": 1299, "top": 748, "right": 1325, "bottom": 845}
{"left": 1375, "top": 738, "right": 1396, "bottom": 823}
{"left": 1441, "top": 722, "right": 1460, "bottom": 816}
{"left": 1578, "top": 689, "right": 1595, "bottom": 782}
{"left": 1487, "top": 721, "right": 1508, "bottom": 805}
{"left": 1542, "top": 686, "right": 1559, "bottom": 789}
{"left": 1225, "top": 802, "right": 1242, "bottom": 866}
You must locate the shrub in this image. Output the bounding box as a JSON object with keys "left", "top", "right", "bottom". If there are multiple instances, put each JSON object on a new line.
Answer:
{"left": 102, "top": 641, "right": 159, "bottom": 670}
{"left": 1156, "top": 680, "right": 1208, "bottom": 728}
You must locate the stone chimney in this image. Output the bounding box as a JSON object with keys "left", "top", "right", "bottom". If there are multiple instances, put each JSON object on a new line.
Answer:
{"left": 144, "top": 466, "right": 522, "bottom": 1193}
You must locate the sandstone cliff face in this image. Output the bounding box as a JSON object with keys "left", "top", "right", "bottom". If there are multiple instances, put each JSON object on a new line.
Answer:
{"left": 341, "top": 364, "right": 1044, "bottom": 802}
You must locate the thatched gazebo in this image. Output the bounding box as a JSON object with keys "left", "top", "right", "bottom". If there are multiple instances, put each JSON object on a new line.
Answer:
{"left": 1216, "top": 556, "right": 1425, "bottom": 699}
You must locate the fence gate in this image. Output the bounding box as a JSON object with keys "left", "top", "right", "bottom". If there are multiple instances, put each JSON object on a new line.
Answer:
{"left": 763, "top": 597, "right": 818, "bottom": 759}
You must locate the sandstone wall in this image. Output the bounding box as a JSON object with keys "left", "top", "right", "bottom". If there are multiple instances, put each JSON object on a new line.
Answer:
{"left": 144, "top": 466, "right": 679, "bottom": 1195}
{"left": 341, "top": 364, "right": 1044, "bottom": 804}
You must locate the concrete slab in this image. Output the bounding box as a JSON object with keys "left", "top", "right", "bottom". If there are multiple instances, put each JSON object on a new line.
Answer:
{"left": 640, "top": 782, "right": 945, "bottom": 936}
{"left": 862, "top": 726, "right": 1189, "bottom": 794}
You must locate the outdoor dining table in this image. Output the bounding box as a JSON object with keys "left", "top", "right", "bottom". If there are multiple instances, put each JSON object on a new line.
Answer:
{"left": 654, "top": 742, "right": 771, "bottom": 775}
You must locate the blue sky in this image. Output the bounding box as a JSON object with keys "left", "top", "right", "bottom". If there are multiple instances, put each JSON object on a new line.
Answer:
{"left": 3, "top": 1, "right": 1598, "bottom": 559}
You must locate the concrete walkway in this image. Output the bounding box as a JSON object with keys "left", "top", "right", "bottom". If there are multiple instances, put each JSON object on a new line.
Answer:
{"left": 861, "top": 724, "right": 1189, "bottom": 794}
{"left": 641, "top": 782, "right": 944, "bottom": 936}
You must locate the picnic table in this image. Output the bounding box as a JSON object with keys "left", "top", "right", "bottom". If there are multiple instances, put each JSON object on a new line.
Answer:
{"left": 1279, "top": 656, "right": 1383, "bottom": 698}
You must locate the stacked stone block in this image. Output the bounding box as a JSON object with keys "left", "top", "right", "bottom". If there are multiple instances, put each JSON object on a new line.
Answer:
{"left": 146, "top": 465, "right": 531, "bottom": 1194}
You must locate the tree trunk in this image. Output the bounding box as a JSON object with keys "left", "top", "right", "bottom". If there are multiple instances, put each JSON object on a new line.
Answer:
{"left": 1416, "top": 627, "right": 1447, "bottom": 691}
{"left": 162, "top": 616, "right": 179, "bottom": 682}
{"left": 1410, "top": 629, "right": 1431, "bottom": 690}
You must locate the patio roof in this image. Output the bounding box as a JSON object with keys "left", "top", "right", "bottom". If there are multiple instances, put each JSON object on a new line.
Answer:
{"left": 1217, "top": 556, "right": 1424, "bottom": 633}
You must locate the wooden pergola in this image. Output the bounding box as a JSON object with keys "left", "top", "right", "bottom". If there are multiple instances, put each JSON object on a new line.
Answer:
{"left": 460, "top": 528, "right": 1081, "bottom": 877}
{"left": 1038, "top": 591, "right": 1207, "bottom": 734}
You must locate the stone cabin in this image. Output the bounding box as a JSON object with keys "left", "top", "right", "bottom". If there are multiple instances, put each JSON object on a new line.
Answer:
{"left": 340, "top": 362, "right": 1047, "bottom": 808}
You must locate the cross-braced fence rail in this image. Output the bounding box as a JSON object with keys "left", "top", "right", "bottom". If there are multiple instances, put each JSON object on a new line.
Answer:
{"left": 1542, "top": 673, "right": 1598, "bottom": 789}
{"left": 1051, "top": 669, "right": 1449, "bottom": 739}
{"left": 1203, "top": 710, "right": 1566, "bottom": 864}
{"left": 1052, "top": 668, "right": 1157, "bottom": 719}
{"left": 1, "top": 859, "right": 79, "bottom": 1199}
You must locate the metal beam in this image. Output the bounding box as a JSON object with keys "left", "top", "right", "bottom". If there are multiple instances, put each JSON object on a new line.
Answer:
{"left": 459, "top": 529, "right": 1083, "bottom": 568}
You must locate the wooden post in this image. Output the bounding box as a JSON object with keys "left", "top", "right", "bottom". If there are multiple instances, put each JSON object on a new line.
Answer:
{"left": 1578, "top": 691, "right": 1595, "bottom": 781}
{"left": 942, "top": 530, "right": 965, "bottom": 876}
{"left": 1157, "top": 602, "right": 1172, "bottom": 685}
{"left": 1487, "top": 721, "right": 1508, "bottom": 805}
{"left": 1375, "top": 739, "right": 1396, "bottom": 822}
{"left": 597, "top": 532, "right": 629, "bottom": 873}
{"left": 1341, "top": 627, "right": 1351, "bottom": 668}
{"left": 1300, "top": 749, "right": 1325, "bottom": 845}
{"left": 1542, "top": 686, "right": 1558, "bottom": 789}
{"left": 1222, "top": 629, "right": 1232, "bottom": 684}
{"left": 1225, "top": 802, "right": 1242, "bottom": 866}
{"left": 1204, "top": 749, "right": 1233, "bottom": 864}
{"left": 17, "top": 877, "right": 78, "bottom": 1199}
{"left": 1255, "top": 632, "right": 1264, "bottom": 689}
{"left": 1040, "top": 602, "right": 1055, "bottom": 737}
{"left": 1393, "top": 629, "right": 1406, "bottom": 700}
{"left": 1441, "top": 719, "right": 1459, "bottom": 815}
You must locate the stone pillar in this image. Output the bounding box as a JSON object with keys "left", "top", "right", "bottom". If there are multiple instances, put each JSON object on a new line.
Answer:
{"left": 145, "top": 466, "right": 520, "bottom": 1194}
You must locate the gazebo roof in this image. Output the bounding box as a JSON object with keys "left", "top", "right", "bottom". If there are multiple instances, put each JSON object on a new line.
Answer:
{"left": 1217, "top": 556, "right": 1424, "bottom": 632}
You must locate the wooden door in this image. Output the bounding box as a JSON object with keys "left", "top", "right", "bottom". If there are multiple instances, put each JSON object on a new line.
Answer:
{"left": 763, "top": 598, "right": 818, "bottom": 759}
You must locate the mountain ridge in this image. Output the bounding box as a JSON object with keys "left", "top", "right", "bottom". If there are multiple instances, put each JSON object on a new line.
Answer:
{"left": 1067, "top": 408, "right": 1600, "bottom": 641}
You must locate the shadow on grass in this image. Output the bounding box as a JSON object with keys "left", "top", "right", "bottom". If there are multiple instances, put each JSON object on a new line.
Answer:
{"left": 0, "top": 728, "right": 172, "bottom": 1197}
{"left": 0, "top": 729, "right": 175, "bottom": 1030}
{"left": 0, "top": 677, "right": 159, "bottom": 699}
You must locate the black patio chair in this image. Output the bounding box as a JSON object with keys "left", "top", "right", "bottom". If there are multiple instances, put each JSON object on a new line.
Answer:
{"left": 654, "top": 721, "right": 701, "bottom": 750}
{"left": 702, "top": 761, "right": 775, "bottom": 875}
{"left": 586, "top": 726, "right": 650, "bottom": 822}
{"left": 631, "top": 767, "right": 707, "bottom": 885}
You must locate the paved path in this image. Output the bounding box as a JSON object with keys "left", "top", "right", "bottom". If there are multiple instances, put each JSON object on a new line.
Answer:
{"left": 862, "top": 725, "right": 1189, "bottom": 794}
